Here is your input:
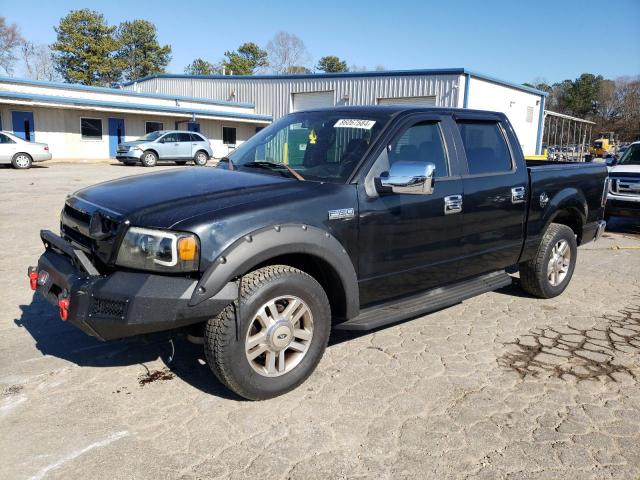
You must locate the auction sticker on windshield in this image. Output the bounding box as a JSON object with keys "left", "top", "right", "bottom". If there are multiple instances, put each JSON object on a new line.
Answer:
{"left": 334, "top": 119, "right": 376, "bottom": 129}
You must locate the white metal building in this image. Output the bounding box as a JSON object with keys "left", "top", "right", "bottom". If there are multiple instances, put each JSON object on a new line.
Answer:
{"left": 0, "top": 77, "right": 271, "bottom": 160}
{"left": 123, "top": 68, "right": 548, "bottom": 155}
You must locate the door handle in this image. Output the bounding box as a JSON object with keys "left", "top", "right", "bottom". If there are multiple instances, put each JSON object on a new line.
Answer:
{"left": 511, "top": 186, "right": 526, "bottom": 204}
{"left": 444, "top": 195, "right": 463, "bottom": 215}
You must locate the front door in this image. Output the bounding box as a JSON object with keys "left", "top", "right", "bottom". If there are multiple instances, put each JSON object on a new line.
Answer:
{"left": 108, "top": 118, "right": 125, "bottom": 158}
{"left": 0, "top": 132, "right": 18, "bottom": 161}
{"left": 158, "top": 132, "right": 180, "bottom": 159}
{"left": 12, "top": 111, "right": 35, "bottom": 142}
{"left": 357, "top": 115, "right": 465, "bottom": 306}
{"left": 454, "top": 118, "right": 529, "bottom": 278}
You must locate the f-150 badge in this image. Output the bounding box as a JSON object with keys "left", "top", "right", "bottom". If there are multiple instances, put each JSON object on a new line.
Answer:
{"left": 328, "top": 208, "right": 355, "bottom": 220}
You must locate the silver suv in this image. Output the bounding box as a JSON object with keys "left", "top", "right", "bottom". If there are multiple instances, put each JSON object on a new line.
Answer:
{"left": 116, "top": 130, "right": 213, "bottom": 167}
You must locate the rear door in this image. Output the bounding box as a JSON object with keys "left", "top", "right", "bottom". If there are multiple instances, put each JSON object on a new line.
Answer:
{"left": 0, "top": 133, "right": 18, "bottom": 162}
{"left": 177, "top": 132, "right": 193, "bottom": 158}
{"left": 453, "top": 114, "right": 528, "bottom": 277}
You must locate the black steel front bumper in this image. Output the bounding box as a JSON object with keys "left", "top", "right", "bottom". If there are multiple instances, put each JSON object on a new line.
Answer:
{"left": 606, "top": 198, "right": 640, "bottom": 218}
{"left": 31, "top": 230, "right": 237, "bottom": 341}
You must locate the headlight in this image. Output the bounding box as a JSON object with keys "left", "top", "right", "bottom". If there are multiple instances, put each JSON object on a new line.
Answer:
{"left": 116, "top": 227, "right": 199, "bottom": 273}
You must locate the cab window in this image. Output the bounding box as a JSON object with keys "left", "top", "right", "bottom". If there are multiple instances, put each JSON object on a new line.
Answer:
{"left": 457, "top": 121, "right": 512, "bottom": 175}
{"left": 389, "top": 122, "right": 449, "bottom": 177}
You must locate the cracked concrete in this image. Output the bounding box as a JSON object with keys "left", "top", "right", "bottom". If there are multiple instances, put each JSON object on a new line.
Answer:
{"left": 1, "top": 163, "right": 639, "bottom": 479}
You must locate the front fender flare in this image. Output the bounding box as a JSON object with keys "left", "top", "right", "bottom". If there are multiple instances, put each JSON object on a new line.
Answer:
{"left": 189, "top": 224, "right": 359, "bottom": 318}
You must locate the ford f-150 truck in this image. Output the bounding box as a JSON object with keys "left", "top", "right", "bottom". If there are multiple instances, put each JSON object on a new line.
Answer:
{"left": 29, "top": 106, "right": 608, "bottom": 400}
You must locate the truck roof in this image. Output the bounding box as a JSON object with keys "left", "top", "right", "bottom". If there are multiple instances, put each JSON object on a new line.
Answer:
{"left": 296, "top": 105, "right": 507, "bottom": 118}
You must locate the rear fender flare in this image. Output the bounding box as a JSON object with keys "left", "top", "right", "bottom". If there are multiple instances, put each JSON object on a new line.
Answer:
{"left": 189, "top": 224, "right": 359, "bottom": 318}
{"left": 542, "top": 187, "right": 587, "bottom": 233}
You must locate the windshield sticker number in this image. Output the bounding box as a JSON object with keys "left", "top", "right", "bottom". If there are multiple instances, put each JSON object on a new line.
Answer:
{"left": 334, "top": 119, "right": 376, "bottom": 130}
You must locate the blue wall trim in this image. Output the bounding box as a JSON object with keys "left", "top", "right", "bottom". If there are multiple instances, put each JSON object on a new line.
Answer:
{"left": 124, "top": 68, "right": 549, "bottom": 97}
{"left": 535, "top": 96, "right": 546, "bottom": 155}
{"left": 0, "top": 75, "right": 255, "bottom": 108}
{"left": 0, "top": 91, "right": 272, "bottom": 122}
{"left": 463, "top": 74, "right": 470, "bottom": 108}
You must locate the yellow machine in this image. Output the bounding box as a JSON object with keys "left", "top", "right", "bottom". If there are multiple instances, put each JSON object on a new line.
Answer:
{"left": 589, "top": 132, "right": 616, "bottom": 158}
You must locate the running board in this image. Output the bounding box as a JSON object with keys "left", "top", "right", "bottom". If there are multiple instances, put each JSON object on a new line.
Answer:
{"left": 336, "top": 271, "right": 512, "bottom": 331}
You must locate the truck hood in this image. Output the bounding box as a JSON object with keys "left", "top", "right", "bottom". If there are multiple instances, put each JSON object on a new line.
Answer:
{"left": 609, "top": 164, "right": 640, "bottom": 175}
{"left": 71, "top": 167, "right": 297, "bottom": 228}
{"left": 117, "top": 140, "right": 147, "bottom": 148}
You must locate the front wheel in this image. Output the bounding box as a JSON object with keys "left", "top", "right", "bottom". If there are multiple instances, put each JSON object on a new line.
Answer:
{"left": 141, "top": 151, "right": 158, "bottom": 167}
{"left": 204, "top": 265, "right": 331, "bottom": 400}
{"left": 519, "top": 223, "right": 577, "bottom": 298}
{"left": 193, "top": 150, "right": 209, "bottom": 166}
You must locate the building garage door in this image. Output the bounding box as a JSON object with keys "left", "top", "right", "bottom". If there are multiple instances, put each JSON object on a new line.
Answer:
{"left": 292, "top": 91, "right": 334, "bottom": 112}
{"left": 377, "top": 96, "right": 437, "bottom": 106}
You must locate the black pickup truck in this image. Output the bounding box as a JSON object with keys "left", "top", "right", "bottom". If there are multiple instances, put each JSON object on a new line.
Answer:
{"left": 29, "top": 106, "right": 608, "bottom": 400}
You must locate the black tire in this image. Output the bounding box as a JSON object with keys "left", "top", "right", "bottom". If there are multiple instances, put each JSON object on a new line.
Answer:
{"left": 193, "top": 150, "right": 209, "bottom": 166}
{"left": 519, "top": 223, "right": 577, "bottom": 298}
{"left": 141, "top": 150, "right": 158, "bottom": 167}
{"left": 11, "top": 152, "right": 32, "bottom": 169}
{"left": 204, "top": 265, "right": 331, "bottom": 400}
{"left": 175, "top": 161, "right": 188, "bottom": 165}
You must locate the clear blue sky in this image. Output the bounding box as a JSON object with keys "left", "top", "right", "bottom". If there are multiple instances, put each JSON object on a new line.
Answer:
{"left": 3, "top": 0, "right": 639, "bottom": 84}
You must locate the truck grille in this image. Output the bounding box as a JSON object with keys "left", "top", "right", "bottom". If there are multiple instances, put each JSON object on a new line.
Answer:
{"left": 61, "top": 203, "right": 93, "bottom": 250}
{"left": 88, "top": 297, "right": 127, "bottom": 319}
{"left": 610, "top": 177, "right": 640, "bottom": 196}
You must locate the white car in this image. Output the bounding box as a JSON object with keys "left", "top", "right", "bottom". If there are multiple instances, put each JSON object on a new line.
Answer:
{"left": 606, "top": 141, "right": 640, "bottom": 220}
{"left": 0, "top": 131, "right": 52, "bottom": 169}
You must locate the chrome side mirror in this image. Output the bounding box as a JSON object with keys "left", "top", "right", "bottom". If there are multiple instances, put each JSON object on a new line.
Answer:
{"left": 377, "top": 161, "right": 435, "bottom": 195}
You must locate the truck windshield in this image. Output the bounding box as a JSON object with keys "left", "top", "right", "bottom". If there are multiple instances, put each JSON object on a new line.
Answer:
{"left": 225, "top": 111, "right": 392, "bottom": 183}
{"left": 618, "top": 144, "right": 640, "bottom": 166}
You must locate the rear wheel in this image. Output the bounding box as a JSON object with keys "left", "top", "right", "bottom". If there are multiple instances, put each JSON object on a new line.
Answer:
{"left": 12, "top": 153, "right": 32, "bottom": 169}
{"left": 519, "top": 223, "right": 577, "bottom": 298}
{"left": 194, "top": 150, "right": 209, "bottom": 166}
{"left": 141, "top": 151, "right": 158, "bottom": 167}
{"left": 204, "top": 265, "right": 331, "bottom": 400}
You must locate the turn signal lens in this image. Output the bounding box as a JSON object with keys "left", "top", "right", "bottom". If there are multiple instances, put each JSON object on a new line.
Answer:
{"left": 177, "top": 237, "right": 197, "bottom": 261}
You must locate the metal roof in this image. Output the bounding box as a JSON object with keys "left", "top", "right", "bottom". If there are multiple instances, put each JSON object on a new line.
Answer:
{"left": 0, "top": 75, "right": 256, "bottom": 108}
{"left": 0, "top": 90, "right": 272, "bottom": 123}
{"left": 123, "top": 68, "right": 548, "bottom": 97}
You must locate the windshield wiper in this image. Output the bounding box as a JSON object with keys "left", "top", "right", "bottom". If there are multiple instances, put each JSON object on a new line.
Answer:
{"left": 243, "top": 161, "right": 305, "bottom": 181}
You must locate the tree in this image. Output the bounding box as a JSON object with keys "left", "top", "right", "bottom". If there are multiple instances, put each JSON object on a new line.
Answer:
{"left": 0, "top": 17, "right": 23, "bottom": 75}
{"left": 563, "top": 73, "right": 603, "bottom": 118}
{"left": 316, "top": 55, "right": 347, "bottom": 73}
{"left": 265, "top": 32, "right": 310, "bottom": 74}
{"left": 184, "top": 58, "right": 220, "bottom": 75}
{"left": 223, "top": 42, "right": 268, "bottom": 75}
{"left": 116, "top": 20, "right": 171, "bottom": 82}
{"left": 21, "top": 42, "right": 60, "bottom": 81}
{"left": 286, "top": 65, "right": 312, "bottom": 74}
{"left": 51, "top": 9, "right": 123, "bottom": 86}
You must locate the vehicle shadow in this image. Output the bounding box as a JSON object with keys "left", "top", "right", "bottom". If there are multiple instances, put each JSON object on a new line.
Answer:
{"left": 14, "top": 293, "right": 241, "bottom": 400}
{"left": 604, "top": 216, "right": 640, "bottom": 237}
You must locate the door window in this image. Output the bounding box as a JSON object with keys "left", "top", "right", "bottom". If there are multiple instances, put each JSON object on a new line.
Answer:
{"left": 457, "top": 121, "right": 512, "bottom": 175}
{"left": 389, "top": 122, "right": 449, "bottom": 177}
{"left": 162, "top": 133, "right": 178, "bottom": 143}
{"left": 177, "top": 133, "right": 192, "bottom": 142}
{"left": 0, "top": 133, "right": 15, "bottom": 144}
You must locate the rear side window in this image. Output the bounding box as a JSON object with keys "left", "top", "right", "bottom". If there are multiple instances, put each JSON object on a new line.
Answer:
{"left": 458, "top": 121, "right": 512, "bottom": 175}
{"left": 0, "top": 133, "right": 15, "bottom": 144}
{"left": 190, "top": 133, "right": 205, "bottom": 142}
